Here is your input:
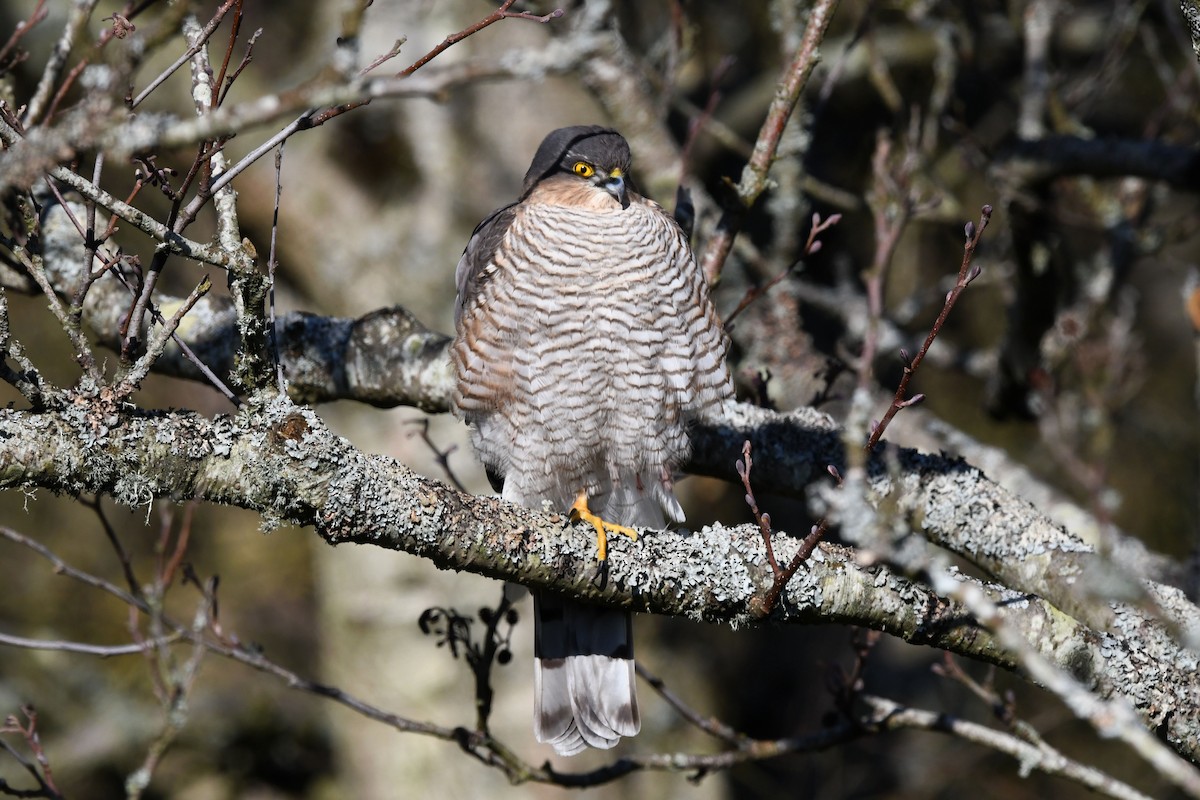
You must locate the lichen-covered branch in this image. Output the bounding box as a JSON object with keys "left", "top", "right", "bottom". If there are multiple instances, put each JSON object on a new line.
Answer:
{"left": 0, "top": 393, "right": 1195, "bottom": 762}
{"left": 9, "top": 196, "right": 1185, "bottom": 620}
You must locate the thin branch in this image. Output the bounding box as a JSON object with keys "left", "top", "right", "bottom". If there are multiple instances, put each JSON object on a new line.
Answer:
{"left": 116, "top": 273, "right": 212, "bottom": 397}
{"left": 0, "top": 1, "right": 49, "bottom": 72}
{"left": 0, "top": 631, "right": 183, "bottom": 656}
{"left": 862, "top": 696, "right": 1156, "bottom": 800}
{"left": 176, "top": 3, "right": 572, "bottom": 239}
{"left": 396, "top": 1, "right": 564, "bottom": 78}
{"left": 268, "top": 142, "right": 285, "bottom": 394}
{"left": 635, "top": 662, "right": 746, "bottom": 747}
{"left": 699, "top": 0, "right": 840, "bottom": 285}
{"left": 0, "top": 287, "right": 52, "bottom": 405}
{"left": 724, "top": 211, "right": 841, "bottom": 328}
{"left": 8, "top": 226, "right": 100, "bottom": 381}
{"left": 21, "top": 0, "right": 99, "bottom": 127}
{"left": 865, "top": 205, "right": 991, "bottom": 450}
{"left": 128, "top": 0, "right": 237, "bottom": 109}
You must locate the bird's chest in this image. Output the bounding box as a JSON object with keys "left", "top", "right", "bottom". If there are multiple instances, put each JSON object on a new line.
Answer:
{"left": 478, "top": 204, "right": 688, "bottom": 416}
{"left": 490, "top": 204, "right": 677, "bottom": 339}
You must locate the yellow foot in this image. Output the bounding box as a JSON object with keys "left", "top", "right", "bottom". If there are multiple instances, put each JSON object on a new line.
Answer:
{"left": 569, "top": 491, "right": 638, "bottom": 562}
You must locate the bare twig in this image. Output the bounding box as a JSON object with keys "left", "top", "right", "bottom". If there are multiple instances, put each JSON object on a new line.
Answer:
{"left": 116, "top": 273, "right": 212, "bottom": 397}
{"left": 217, "top": 27, "right": 262, "bottom": 107}
{"left": 210, "top": 0, "right": 245, "bottom": 107}
{"left": 737, "top": 439, "right": 831, "bottom": 617}
{"left": 0, "top": 631, "right": 183, "bottom": 657}
{"left": 0, "top": 287, "right": 52, "bottom": 405}
{"left": 268, "top": 143, "right": 286, "bottom": 393}
{"left": 0, "top": 1, "right": 49, "bottom": 72}
{"left": 101, "top": 255, "right": 242, "bottom": 406}
{"left": 21, "top": 0, "right": 98, "bottom": 127}
{"left": 865, "top": 205, "right": 991, "bottom": 450}
{"left": 128, "top": 0, "right": 238, "bottom": 109}
{"left": 405, "top": 418, "right": 467, "bottom": 493}
{"left": 736, "top": 440, "right": 779, "bottom": 576}
{"left": 0, "top": 706, "right": 61, "bottom": 799}
{"left": 397, "top": 1, "right": 564, "bottom": 78}
{"left": 724, "top": 211, "right": 841, "bottom": 328}
{"left": 9, "top": 225, "right": 100, "bottom": 381}
{"left": 635, "top": 662, "right": 745, "bottom": 747}
{"left": 862, "top": 695, "right": 1156, "bottom": 800}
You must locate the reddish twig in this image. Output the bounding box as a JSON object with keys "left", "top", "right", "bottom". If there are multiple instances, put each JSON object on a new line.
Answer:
{"left": 736, "top": 440, "right": 779, "bottom": 576}
{"left": 210, "top": 0, "right": 244, "bottom": 108}
{"left": 757, "top": 520, "right": 829, "bottom": 618}
{"left": 310, "top": 1, "right": 564, "bottom": 126}
{"left": 0, "top": 0, "right": 49, "bottom": 75}
{"left": 155, "top": 501, "right": 196, "bottom": 592}
{"left": 865, "top": 204, "right": 991, "bottom": 450}
{"left": 217, "top": 27, "right": 261, "bottom": 107}
{"left": 724, "top": 211, "right": 842, "bottom": 328}
{"left": 398, "top": 1, "right": 563, "bottom": 77}
{"left": 0, "top": 705, "right": 61, "bottom": 799}
{"left": 361, "top": 38, "right": 408, "bottom": 76}
{"left": 738, "top": 440, "right": 834, "bottom": 618}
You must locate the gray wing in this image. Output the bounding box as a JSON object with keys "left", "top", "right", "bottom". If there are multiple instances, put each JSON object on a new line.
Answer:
{"left": 454, "top": 203, "right": 519, "bottom": 328}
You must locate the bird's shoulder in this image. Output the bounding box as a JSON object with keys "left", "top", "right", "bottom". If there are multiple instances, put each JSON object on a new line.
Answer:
{"left": 454, "top": 202, "right": 518, "bottom": 326}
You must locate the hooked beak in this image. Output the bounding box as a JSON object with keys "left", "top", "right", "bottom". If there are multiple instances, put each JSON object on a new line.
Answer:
{"left": 597, "top": 168, "right": 629, "bottom": 209}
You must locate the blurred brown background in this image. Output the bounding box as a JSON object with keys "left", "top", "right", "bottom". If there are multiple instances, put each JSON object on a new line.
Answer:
{"left": 1, "top": 0, "right": 1198, "bottom": 798}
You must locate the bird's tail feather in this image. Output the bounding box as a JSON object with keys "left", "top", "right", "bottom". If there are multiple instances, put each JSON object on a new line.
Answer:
{"left": 525, "top": 469, "right": 679, "bottom": 755}
{"left": 533, "top": 594, "right": 640, "bottom": 755}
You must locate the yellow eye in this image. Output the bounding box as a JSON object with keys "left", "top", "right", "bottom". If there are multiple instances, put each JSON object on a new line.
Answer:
{"left": 572, "top": 161, "right": 595, "bottom": 177}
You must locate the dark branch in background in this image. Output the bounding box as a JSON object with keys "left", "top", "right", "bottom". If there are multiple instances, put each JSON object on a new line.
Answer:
{"left": 405, "top": 418, "right": 468, "bottom": 493}
{"left": 999, "top": 134, "right": 1200, "bottom": 188}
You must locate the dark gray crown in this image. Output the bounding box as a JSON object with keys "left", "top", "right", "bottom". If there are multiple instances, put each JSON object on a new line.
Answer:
{"left": 522, "top": 126, "right": 632, "bottom": 194}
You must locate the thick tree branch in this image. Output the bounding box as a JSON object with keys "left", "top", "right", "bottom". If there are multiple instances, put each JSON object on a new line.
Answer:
{"left": 9, "top": 200, "right": 1185, "bottom": 621}
{"left": 997, "top": 135, "right": 1200, "bottom": 190}
{"left": 0, "top": 394, "right": 1195, "bottom": 763}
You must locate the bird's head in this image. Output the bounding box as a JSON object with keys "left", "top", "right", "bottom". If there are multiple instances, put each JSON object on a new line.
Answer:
{"left": 522, "top": 125, "right": 633, "bottom": 209}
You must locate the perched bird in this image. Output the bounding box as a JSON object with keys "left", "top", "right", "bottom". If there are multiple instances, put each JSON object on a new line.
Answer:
{"left": 451, "top": 125, "right": 733, "bottom": 755}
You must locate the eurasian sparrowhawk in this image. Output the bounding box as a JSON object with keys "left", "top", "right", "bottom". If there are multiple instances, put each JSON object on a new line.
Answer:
{"left": 451, "top": 125, "right": 734, "bottom": 755}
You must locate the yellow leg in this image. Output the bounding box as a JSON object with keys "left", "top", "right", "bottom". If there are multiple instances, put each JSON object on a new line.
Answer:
{"left": 570, "top": 491, "right": 638, "bottom": 562}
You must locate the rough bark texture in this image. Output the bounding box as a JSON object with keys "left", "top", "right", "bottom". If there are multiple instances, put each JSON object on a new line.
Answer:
{"left": 0, "top": 392, "right": 1195, "bottom": 761}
